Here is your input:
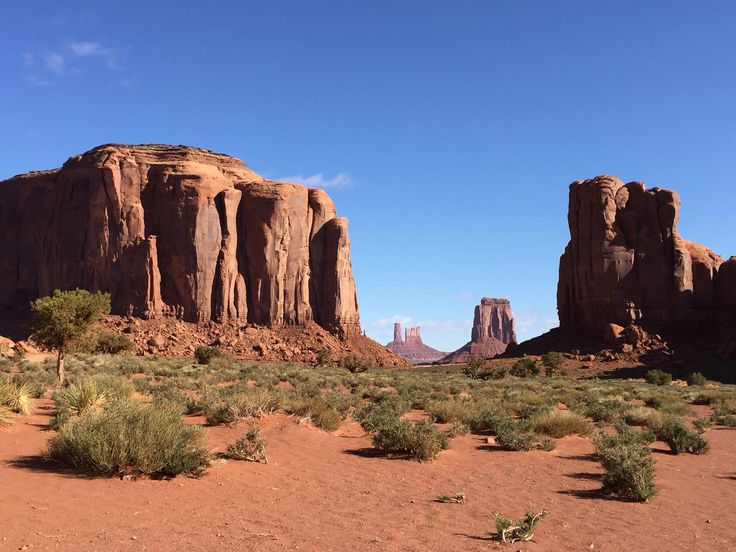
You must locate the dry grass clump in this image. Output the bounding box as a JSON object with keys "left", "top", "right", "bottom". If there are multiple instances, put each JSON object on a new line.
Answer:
{"left": 622, "top": 405, "right": 663, "bottom": 427}
{"left": 531, "top": 409, "right": 593, "bottom": 438}
{"left": 426, "top": 397, "right": 478, "bottom": 424}
{"left": 225, "top": 428, "right": 268, "bottom": 463}
{"left": 0, "top": 406, "right": 13, "bottom": 428}
{"left": 291, "top": 396, "right": 344, "bottom": 432}
{"left": 493, "top": 508, "right": 549, "bottom": 543}
{"left": 205, "top": 388, "right": 281, "bottom": 425}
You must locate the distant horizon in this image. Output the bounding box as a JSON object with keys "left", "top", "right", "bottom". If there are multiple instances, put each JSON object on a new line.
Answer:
{"left": 2, "top": 1, "right": 735, "bottom": 351}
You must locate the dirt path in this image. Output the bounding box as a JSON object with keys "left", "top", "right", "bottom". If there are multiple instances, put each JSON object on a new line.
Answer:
{"left": 1, "top": 401, "right": 735, "bottom": 551}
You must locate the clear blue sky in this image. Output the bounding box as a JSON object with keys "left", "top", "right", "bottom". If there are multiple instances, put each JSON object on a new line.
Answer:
{"left": 2, "top": 1, "right": 735, "bottom": 351}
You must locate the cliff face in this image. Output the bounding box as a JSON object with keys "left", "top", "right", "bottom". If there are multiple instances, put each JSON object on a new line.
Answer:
{"left": 557, "top": 176, "right": 730, "bottom": 334}
{"left": 0, "top": 144, "right": 360, "bottom": 337}
{"left": 385, "top": 323, "right": 446, "bottom": 364}
{"left": 441, "top": 298, "right": 516, "bottom": 363}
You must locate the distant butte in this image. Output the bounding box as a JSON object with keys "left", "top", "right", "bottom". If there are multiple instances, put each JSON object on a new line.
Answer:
{"left": 441, "top": 298, "right": 516, "bottom": 363}
{"left": 385, "top": 323, "right": 447, "bottom": 364}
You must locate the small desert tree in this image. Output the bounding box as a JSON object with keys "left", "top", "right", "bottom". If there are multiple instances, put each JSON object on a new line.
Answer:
{"left": 541, "top": 351, "right": 565, "bottom": 377}
{"left": 31, "top": 289, "right": 111, "bottom": 384}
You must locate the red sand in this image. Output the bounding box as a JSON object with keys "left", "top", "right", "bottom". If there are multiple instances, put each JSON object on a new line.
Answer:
{"left": 1, "top": 401, "right": 735, "bottom": 551}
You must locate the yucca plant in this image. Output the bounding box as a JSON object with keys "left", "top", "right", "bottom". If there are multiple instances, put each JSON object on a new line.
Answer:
{"left": 51, "top": 379, "right": 108, "bottom": 428}
{"left": 0, "top": 379, "right": 34, "bottom": 415}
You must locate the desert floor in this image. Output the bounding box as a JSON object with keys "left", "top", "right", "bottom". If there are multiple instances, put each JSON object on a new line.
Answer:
{"left": 1, "top": 400, "right": 735, "bottom": 552}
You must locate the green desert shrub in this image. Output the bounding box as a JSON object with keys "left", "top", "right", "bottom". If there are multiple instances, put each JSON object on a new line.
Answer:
{"left": 194, "top": 345, "right": 224, "bottom": 365}
{"left": 594, "top": 426, "right": 657, "bottom": 502}
{"left": 463, "top": 357, "right": 491, "bottom": 379}
{"left": 46, "top": 399, "right": 209, "bottom": 477}
{"left": 541, "top": 351, "right": 565, "bottom": 377}
{"left": 467, "top": 406, "right": 510, "bottom": 434}
{"left": 510, "top": 358, "right": 539, "bottom": 378}
{"left": 687, "top": 372, "right": 707, "bottom": 386}
{"left": 0, "top": 379, "right": 34, "bottom": 415}
{"left": 293, "top": 396, "right": 343, "bottom": 432}
{"left": 531, "top": 409, "right": 593, "bottom": 438}
{"left": 578, "top": 399, "right": 628, "bottom": 423}
{"left": 225, "top": 428, "right": 268, "bottom": 463}
{"left": 712, "top": 412, "right": 736, "bottom": 428}
{"left": 494, "top": 421, "right": 539, "bottom": 451}
{"left": 644, "top": 369, "right": 672, "bottom": 386}
{"left": 314, "top": 348, "right": 333, "bottom": 367}
{"left": 355, "top": 396, "right": 410, "bottom": 433}
{"left": 448, "top": 421, "right": 471, "bottom": 437}
{"left": 436, "top": 492, "right": 465, "bottom": 504}
{"left": 372, "top": 418, "right": 448, "bottom": 462}
{"left": 93, "top": 331, "right": 134, "bottom": 354}
{"left": 693, "top": 416, "right": 713, "bottom": 434}
{"left": 494, "top": 508, "right": 549, "bottom": 543}
{"left": 654, "top": 418, "right": 710, "bottom": 455}
{"left": 338, "top": 354, "right": 373, "bottom": 373}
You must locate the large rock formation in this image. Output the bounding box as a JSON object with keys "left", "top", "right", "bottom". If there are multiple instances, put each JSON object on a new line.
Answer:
{"left": 441, "top": 298, "right": 516, "bottom": 363}
{"left": 0, "top": 144, "right": 361, "bottom": 338}
{"left": 385, "top": 323, "right": 446, "bottom": 364}
{"left": 557, "top": 176, "right": 735, "bottom": 336}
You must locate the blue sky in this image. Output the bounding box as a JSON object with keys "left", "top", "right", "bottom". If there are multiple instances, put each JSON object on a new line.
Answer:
{"left": 1, "top": 1, "right": 735, "bottom": 351}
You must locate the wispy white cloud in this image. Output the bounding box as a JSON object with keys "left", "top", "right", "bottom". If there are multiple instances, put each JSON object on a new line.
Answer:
{"left": 514, "top": 311, "right": 558, "bottom": 341}
{"left": 22, "top": 39, "right": 127, "bottom": 86}
{"left": 417, "top": 319, "right": 473, "bottom": 334}
{"left": 450, "top": 292, "right": 474, "bottom": 301}
{"left": 69, "top": 41, "right": 106, "bottom": 56}
{"left": 44, "top": 52, "right": 65, "bottom": 75}
{"left": 366, "top": 314, "right": 414, "bottom": 330}
{"left": 279, "top": 173, "right": 353, "bottom": 189}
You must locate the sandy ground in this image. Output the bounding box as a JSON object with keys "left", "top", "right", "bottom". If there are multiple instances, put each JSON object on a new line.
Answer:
{"left": 1, "top": 401, "right": 735, "bottom": 552}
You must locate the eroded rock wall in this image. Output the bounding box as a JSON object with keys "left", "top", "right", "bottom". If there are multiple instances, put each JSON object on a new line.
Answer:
{"left": 0, "top": 144, "right": 361, "bottom": 337}
{"left": 557, "top": 176, "right": 726, "bottom": 334}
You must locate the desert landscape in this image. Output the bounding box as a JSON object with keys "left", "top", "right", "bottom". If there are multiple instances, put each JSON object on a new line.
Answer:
{"left": 2, "top": 3, "right": 736, "bottom": 551}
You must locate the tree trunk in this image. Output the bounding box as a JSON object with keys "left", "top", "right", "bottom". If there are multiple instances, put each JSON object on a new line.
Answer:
{"left": 57, "top": 348, "right": 65, "bottom": 384}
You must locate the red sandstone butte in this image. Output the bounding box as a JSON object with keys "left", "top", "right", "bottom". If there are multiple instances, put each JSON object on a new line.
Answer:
{"left": 441, "top": 298, "right": 516, "bottom": 363}
{"left": 557, "top": 176, "right": 736, "bottom": 335}
{"left": 0, "top": 144, "right": 361, "bottom": 338}
{"left": 385, "top": 323, "right": 446, "bottom": 364}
